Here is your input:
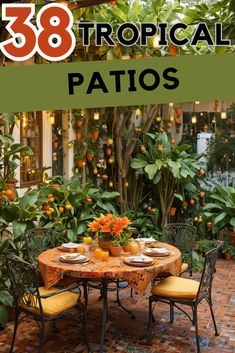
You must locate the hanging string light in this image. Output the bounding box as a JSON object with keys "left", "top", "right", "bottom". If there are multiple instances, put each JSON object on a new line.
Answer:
{"left": 93, "top": 111, "right": 100, "bottom": 120}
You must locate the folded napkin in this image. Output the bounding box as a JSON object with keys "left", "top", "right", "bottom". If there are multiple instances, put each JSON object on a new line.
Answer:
{"left": 127, "top": 255, "right": 152, "bottom": 263}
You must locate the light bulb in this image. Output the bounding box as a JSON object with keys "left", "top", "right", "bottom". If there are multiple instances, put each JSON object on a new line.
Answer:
{"left": 135, "top": 108, "right": 141, "bottom": 117}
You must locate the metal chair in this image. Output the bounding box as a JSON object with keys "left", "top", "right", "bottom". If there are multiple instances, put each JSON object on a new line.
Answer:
{"left": 24, "top": 228, "right": 56, "bottom": 266}
{"left": 163, "top": 223, "right": 197, "bottom": 276}
{"left": 147, "top": 247, "right": 219, "bottom": 353}
{"left": 24, "top": 227, "right": 79, "bottom": 287}
{"left": 6, "top": 257, "right": 88, "bottom": 353}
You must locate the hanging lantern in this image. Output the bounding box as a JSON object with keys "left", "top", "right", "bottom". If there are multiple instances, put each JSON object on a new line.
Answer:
{"left": 195, "top": 101, "right": 200, "bottom": 105}
{"left": 49, "top": 115, "right": 55, "bottom": 124}
{"left": 191, "top": 115, "right": 197, "bottom": 124}
{"left": 93, "top": 111, "right": 100, "bottom": 120}
{"left": 135, "top": 108, "right": 141, "bottom": 117}
{"left": 221, "top": 101, "right": 227, "bottom": 119}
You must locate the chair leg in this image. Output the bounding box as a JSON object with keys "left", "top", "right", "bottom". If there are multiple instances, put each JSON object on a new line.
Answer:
{"left": 147, "top": 297, "right": 154, "bottom": 344}
{"left": 170, "top": 302, "right": 174, "bottom": 323}
{"left": 130, "top": 287, "right": 133, "bottom": 298}
{"left": 9, "top": 308, "right": 20, "bottom": 353}
{"left": 207, "top": 296, "right": 219, "bottom": 336}
{"left": 193, "top": 304, "right": 201, "bottom": 353}
{"left": 38, "top": 320, "right": 45, "bottom": 353}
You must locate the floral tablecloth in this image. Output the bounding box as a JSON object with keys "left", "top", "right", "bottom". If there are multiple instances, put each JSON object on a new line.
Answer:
{"left": 38, "top": 242, "right": 181, "bottom": 292}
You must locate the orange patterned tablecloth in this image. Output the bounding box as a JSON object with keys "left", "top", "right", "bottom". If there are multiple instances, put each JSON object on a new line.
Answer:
{"left": 38, "top": 242, "right": 181, "bottom": 292}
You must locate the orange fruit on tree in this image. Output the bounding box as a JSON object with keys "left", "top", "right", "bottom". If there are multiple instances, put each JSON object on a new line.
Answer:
{"left": 108, "top": 158, "right": 114, "bottom": 164}
{"left": 109, "top": 181, "right": 113, "bottom": 188}
{"left": 46, "top": 210, "right": 52, "bottom": 216}
{"left": 42, "top": 204, "right": 50, "bottom": 211}
{"left": 65, "top": 203, "right": 72, "bottom": 210}
{"left": 85, "top": 197, "right": 92, "bottom": 203}
{"left": 106, "top": 148, "right": 112, "bottom": 156}
{"left": 198, "top": 217, "right": 203, "bottom": 223}
{"left": 49, "top": 197, "right": 55, "bottom": 203}
{"left": 93, "top": 169, "right": 98, "bottom": 175}
{"left": 194, "top": 217, "right": 199, "bottom": 222}
{"left": 49, "top": 207, "right": 55, "bottom": 213}
{"left": 199, "top": 191, "right": 205, "bottom": 198}
{"left": 140, "top": 145, "right": 146, "bottom": 153}
{"left": 200, "top": 168, "right": 205, "bottom": 176}
{"left": 190, "top": 199, "right": 195, "bottom": 205}
{"left": 58, "top": 206, "right": 64, "bottom": 214}
{"left": 168, "top": 44, "right": 177, "bottom": 56}
{"left": 47, "top": 194, "right": 53, "bottom": 198}
{"left": 5, "top": 189, "right": 14, "bottom": 197}
{"left": 102, "top": 174, "right": 108, "bottom": 180}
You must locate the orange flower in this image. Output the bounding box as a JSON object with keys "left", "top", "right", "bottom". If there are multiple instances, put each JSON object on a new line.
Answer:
{"left": 100, "top": 224, "right": 111, "bottom": 233}
{"left": 88, "top": 220, "right": 100, "bottom": 232}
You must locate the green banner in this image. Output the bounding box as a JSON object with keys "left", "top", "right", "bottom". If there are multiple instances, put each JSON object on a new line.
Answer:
{"left": 0, "top": 53, "right": 235, "bottom": 112}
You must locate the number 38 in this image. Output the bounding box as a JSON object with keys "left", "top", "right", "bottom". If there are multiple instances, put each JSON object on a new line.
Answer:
{"left": 0, "top": 4, "right": 76, "bottom": 61}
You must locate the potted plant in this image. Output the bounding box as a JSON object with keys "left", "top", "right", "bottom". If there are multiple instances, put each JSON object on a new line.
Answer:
{"left": 221, "top": 239, "right": 235, "bottom": 260}
{"left": 88, "top": 214, "right": 131, "bottom": 255}
{"left": 203, "top": 186, "right": 235, "bottom": 245}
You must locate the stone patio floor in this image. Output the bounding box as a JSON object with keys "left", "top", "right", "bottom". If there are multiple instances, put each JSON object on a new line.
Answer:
{"left": 0, "top": 258, "right": 234, "bottom": 353}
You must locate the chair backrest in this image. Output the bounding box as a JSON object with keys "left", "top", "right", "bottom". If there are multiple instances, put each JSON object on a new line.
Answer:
{"left": 24, "top": 228, "right": 56, "bottom": 264}
{"left": 196, "top": 247, "right": 218, "bottom": 300}
{"left": 163, "top": 223, "right": 197, "bottom": 254}
{"left": 6, "top": 257, "right": 43, "bottom": 314}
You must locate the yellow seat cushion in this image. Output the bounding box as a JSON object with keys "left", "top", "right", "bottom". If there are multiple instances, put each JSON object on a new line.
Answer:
{"left": 22, "top": 287, "right": 79, "bottom": 317}
{"left": 181, "top": 262, "right": 189, "bottom": 273}
{"left": 151, "top": 276, "right": 199, "bottom": 299}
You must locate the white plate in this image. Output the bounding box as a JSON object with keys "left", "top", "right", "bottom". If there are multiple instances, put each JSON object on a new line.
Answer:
{"left": 136, "top": 237, "right": 156, "bottom": 243}
{"left": 145, "top": 247, "right": 168, "bottom": 254}
{"left": 125, "top": 255, "right": 153, "bottom": 263}
{"left": 60, "top": 253, "right": 87, "bottom": 262}
{"left": 61, "top": 242, "right": 79, "bottom": 249}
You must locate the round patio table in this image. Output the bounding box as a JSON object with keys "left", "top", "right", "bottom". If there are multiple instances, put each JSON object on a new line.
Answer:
{"left": 38, "top": 242, "right": 181, "bottom": 353}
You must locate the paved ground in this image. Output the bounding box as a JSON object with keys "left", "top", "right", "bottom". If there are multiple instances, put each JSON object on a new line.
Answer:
{"left": 0, "top": 259, "right": 234, "bottom": 353}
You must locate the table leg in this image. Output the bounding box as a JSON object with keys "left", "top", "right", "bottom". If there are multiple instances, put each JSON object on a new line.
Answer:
{"left": 99, "top": 279, "right": 108, "bottom": 353}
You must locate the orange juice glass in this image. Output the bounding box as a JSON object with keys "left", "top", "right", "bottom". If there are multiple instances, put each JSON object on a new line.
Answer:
{"left": 130, "top": 241, "right": 139, "bottom": 255}
{"left": 77, "top": 244, "right": 85, "bottom": 254}
{"left": 101, "top": 250, "right": 109, "bottom": 261}
{"left": 94, "top": 248, "right": 103, "bottom": 260}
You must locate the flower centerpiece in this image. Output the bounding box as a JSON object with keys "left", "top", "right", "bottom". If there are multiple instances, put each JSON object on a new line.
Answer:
{"left": 88, "top": 214, "right": 131, "bottom": 256}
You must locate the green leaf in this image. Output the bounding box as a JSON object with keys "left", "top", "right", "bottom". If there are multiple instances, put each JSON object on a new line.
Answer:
{"left": 19, "top": 190, "right": 39, "bottom": 209}
{"left": 214, "top": 212, "right": 227, "bottom": 224}
{"left": 230, "top": 217, "right": 235, "bottom": 230}
{"left": 131, "top": 158, "right": 148, "bottom": 169}
{"left": 12, "top": 221, "right": 27, "bottom": 238}
{"left": 101, "top": 191, "right": 120, "bottom": 199}
{"left": 155, "top": 159, "right": 162, "bottom": 169}
{"left": 203, "top": 203, "right": 223, "bottom": 210}
{"left": 0, "top": 291, "right": 13, "bottom": 306}
{"left": 174, "top": 193, "right": 183, "bottom": 201}
{"left": 0, "top": 305, "right": 8, "bottom": 326}
{"left": 185, "top": 183, "right": 197, "bottom": 192}
{"left": 144, "top": 164, "right": 159, "bottom": 180}
{"left": 67, "top": 229, "right": 76, "bottom": 242}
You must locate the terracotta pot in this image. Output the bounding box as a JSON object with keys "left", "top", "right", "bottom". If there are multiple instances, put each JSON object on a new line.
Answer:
{"left": 106, "top": 148, "right": 112, "bottom": 156}
{"left": 170, "top": 207, "right": 177, "bottom": 216}
{"left": 86, "top": 153, "right": 94, "bottom": 162}
{"left": 92, "top": 130, "right": 99, "bottom": 141}
{"left": 53, "top": 141, "right": 58, "bottom": 149}
{"left": 76, "top": 119, "right": 83, "bottom": 128}
{"left": 227, "top": 231, "right": 235, "bottom": 246}
{"left": 110, "top": 245, "right": 122, "bottom": 257}
{"left": 98, "top": 239, "right": 112, "bottom": 251}
{"left": 76, "top": 131, "right": 82, "bottom": 140}
{"left": 123, "top": 244, "right": 130, "bottom": 252}
{"left": 225, "top": 252, "right": 232, "bottom": 260}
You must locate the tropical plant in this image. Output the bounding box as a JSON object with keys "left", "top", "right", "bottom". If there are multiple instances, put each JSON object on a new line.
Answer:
{"left": 203, "top": 186, "right": 235, "bottom": 234}
{"left": 0, "top": 114, "right": 32, "bottom": 183}
{"left": 131, "top": 132, "right": 203, "bottom": 226}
